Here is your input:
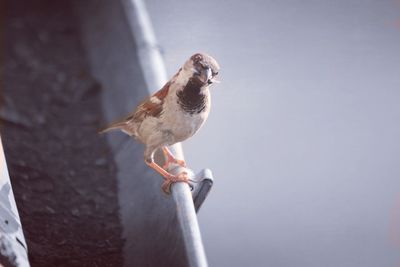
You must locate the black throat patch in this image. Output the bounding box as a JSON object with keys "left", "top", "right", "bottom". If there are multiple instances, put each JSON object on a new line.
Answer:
{"left": 176, "top": 78, "right": 207, "bottom": 115}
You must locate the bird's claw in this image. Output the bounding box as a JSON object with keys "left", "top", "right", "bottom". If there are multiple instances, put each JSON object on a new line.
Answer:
{"left": 162, "top": 172, "right": 190, "bottom": 194}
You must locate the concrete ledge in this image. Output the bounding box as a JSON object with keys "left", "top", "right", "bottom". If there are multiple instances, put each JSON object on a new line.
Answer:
{"left": 75, "top": 1, "right": 188, "bottom": 266}
{"left": 75, "top": 0, "right": 210, "bottom": 266}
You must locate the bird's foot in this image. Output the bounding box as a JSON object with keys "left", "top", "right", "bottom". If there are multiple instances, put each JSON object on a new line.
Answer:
{"left": 162, "top": 147, "right": 186, "bottom": 169}
{"left": 162, "top": 172, "right": 189, "bottom": 194}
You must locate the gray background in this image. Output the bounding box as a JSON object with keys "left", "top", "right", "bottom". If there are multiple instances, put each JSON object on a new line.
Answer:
{"left": 146, "top": 1, "right": 400, "bottom": 266}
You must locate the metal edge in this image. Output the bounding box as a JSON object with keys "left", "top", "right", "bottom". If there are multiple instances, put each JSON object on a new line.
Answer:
{"left": 0, "top": 137, "right": 30, "bottom": 267}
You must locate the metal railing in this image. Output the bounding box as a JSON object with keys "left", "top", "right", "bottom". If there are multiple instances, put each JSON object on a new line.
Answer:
{"left": 121, "top": 0, "right": 212, "bottom": 266}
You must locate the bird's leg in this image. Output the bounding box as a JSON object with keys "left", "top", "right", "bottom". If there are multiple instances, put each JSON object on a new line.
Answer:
{"left": 145, "top": 160, "right": 189, "bottom": 194}
{"left": 144, "top": 147, "right": 189, "bottom": 194}
{"left": 161, "top": 146, "right": 186, "bottom": 169}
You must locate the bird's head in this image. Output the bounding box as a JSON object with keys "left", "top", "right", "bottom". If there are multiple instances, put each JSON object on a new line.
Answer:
{"left": 182, "top": 53, "right": 220, "bottom": 86}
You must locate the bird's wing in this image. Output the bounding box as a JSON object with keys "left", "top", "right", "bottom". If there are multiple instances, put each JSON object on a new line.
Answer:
{"left": 130, "top": 81, "right": 170, "bottom": 122}
{"left": 99, "top": 81, "right": 170, "bottom": 134}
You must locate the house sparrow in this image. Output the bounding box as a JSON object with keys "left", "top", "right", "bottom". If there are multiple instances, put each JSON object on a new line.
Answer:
{"left": 100, "top": 53, "right": 220, "bottom": 193}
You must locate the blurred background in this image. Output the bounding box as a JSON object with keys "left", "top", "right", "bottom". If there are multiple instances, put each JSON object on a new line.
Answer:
{"left": 147, "top": 1, "right": 400, "bottom": 266}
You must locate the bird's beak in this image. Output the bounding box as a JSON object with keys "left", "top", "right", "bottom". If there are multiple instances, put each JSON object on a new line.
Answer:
{"left": 201, "top": 67, "right": 212, "bottom": 84}
{"left": 206, "top": 68, "right": 212, "bottom": 81}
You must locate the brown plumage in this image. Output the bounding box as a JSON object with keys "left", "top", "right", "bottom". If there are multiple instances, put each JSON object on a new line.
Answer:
{"left": 100, "top": 53, "right": 220, "bottom": 193}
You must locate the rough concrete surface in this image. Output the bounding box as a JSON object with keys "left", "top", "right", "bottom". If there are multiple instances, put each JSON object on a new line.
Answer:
{"left": 1, "top": 1, "right": 124, "bottom": 266}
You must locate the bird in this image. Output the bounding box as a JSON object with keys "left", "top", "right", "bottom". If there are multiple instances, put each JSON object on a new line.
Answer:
{"left": 100, "top": 53, "right": 220, "bottom": 193}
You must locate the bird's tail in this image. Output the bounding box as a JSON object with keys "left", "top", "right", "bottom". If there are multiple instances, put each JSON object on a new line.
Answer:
{"left": 98, "top": 121, "right": 128, "bottom": 134}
